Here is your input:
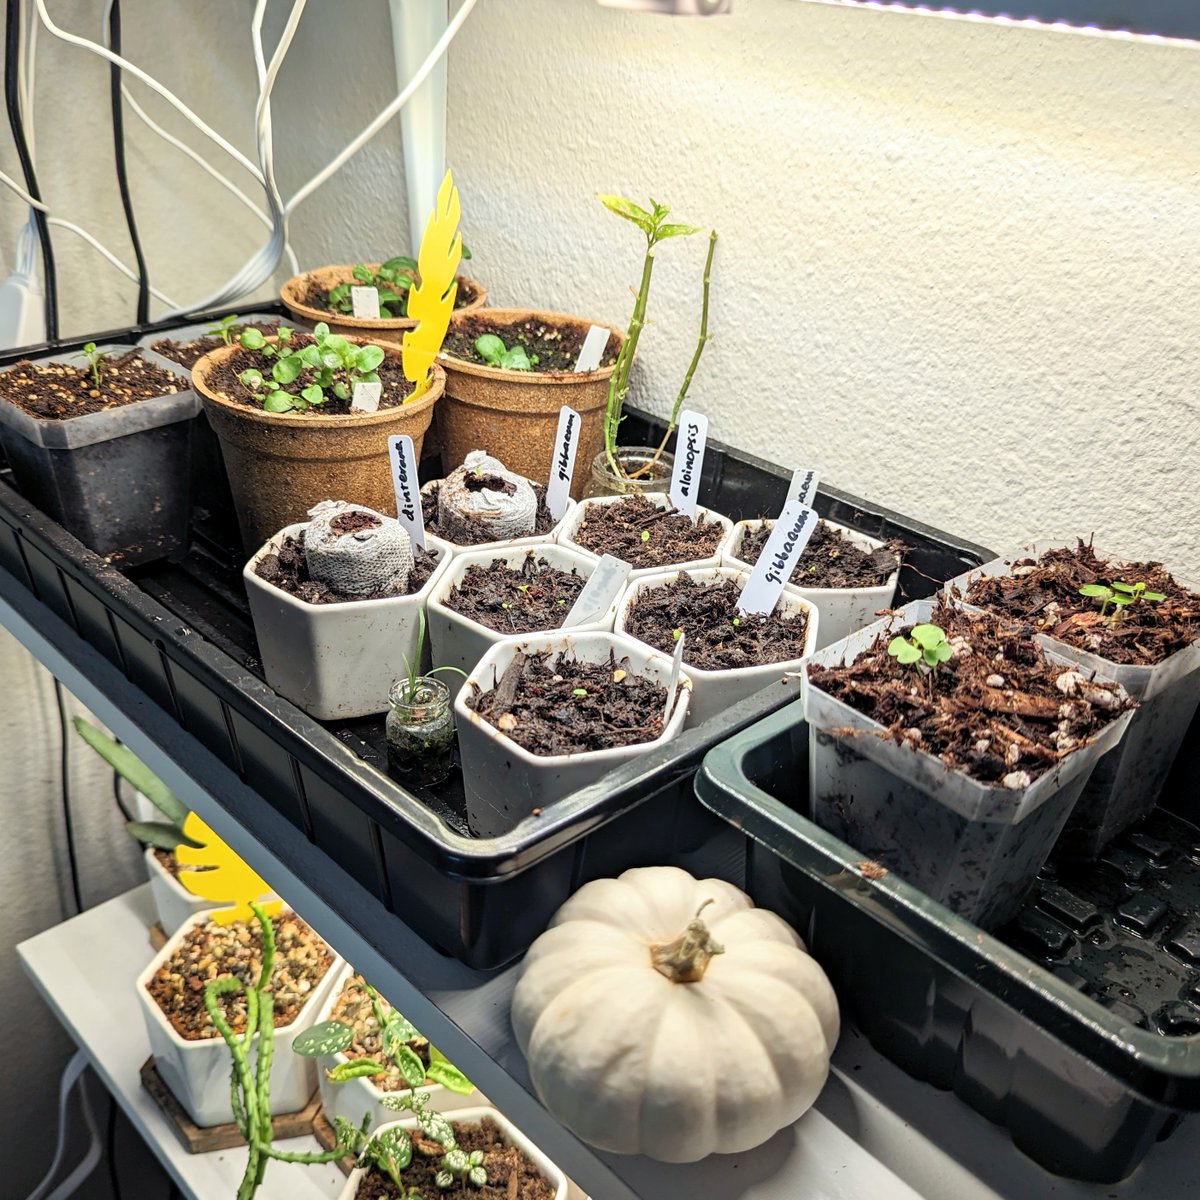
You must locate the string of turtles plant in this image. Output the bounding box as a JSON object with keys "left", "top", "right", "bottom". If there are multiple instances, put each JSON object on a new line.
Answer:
{"left": 599, "top": 194, "right": 717, "bottom": 484}
{"left": 1078, "top": 579, "right": 1166, "bottom": 624}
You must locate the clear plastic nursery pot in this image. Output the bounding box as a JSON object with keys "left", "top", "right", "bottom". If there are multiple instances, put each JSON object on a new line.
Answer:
{"left": 315, "top": 963, "right": 478, "bottom": 1135}
{"left": 135, "top": 312, "right": 289, "bottom": 365}
{"left": 135, "top": 907, "right": 342, "bottom": 1128}
{"left": 426, "top": 542, "right": 618, "bottom": 694}
{"left": 724, "top": 518, "right": 899, "bottom": 649}
{"left": 335, "top": 1106, "right": 567, "bottom": 1200}
{"left": 454, "top": 630, "right": 692, "bottom": 838}
{"left": 948, "top": 541, "right": 1200, "bottom": 859}
{"left": 557, "top": 490, "right": 734, "bottom": 580}
{"left": 243, "top": 523, "right": 454, "bottom": 721}
{"left": 615, "top": 565, "right": 819, "bottom": 728}
{"left": 802, "top": 599, "right": 1135, "bottom": 930}
{"left": 0, "top": 346, "right": 198, "bottom": 565}
{"left": 420, "top": 478, "right": 576, "bottom": 556}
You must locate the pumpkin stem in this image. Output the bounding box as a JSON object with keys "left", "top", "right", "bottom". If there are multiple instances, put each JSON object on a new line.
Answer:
{"left": 650, "top": 899, "right": 725, "bottom": 983}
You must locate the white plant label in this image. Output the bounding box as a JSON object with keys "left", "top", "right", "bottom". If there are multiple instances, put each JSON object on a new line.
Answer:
{"left": 737, "top": 500, "right": 819, "bottom": 616}
{"left": 351, "top": 286, "right": 381, "bottom": 320}
{"left": 573, "top": 325, "right": 610, "bottom": 373}
{"left": 562, "top": 554, "right": 631, "bottom": 629}
{"left": 668, "top": 409, "right": 708, "bottom": 518}
{"left": 545, "top": 405, "right": 581, "bottom": 520}
{"left": 786, "top": 466, "right": 821, "bottom": 509}
{"left": 351, "top": 381, "right": 382, "bottom": 413}
{"left": 387, "top": 434, "right": 426, "bottom": 552}
{"left": 664, "top": 630, "right": 686, "bottom": 722}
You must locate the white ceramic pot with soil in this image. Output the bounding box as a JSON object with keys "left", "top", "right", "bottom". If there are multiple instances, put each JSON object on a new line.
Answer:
{"left": 615, "top": 566, "right": 819, "bottom": 728}
{"left": 724, "top": 518, "right": 900, "bottom": 649}
{"left": 143, "top": 847, "right": 211, "bottom": 937}
{"left": 802, "top": 597, "right": 1136, "bottom": 930}
{"left": 335, "top": 1106, "right": 567, "bottom": 1200}
{"left": 0, "top": 345, "right": 198, "bottom": 564}
{"left": 426, "top": 543, "right": 614, "bottom": 693}
{"left": 421, "top": 451, "right": 576, "bottom": 556}
{"left": 455, "top": 630, "right": 692, "bottom": 837}
{"left": 948, "top": 540, "right": 1200, "bottom": 859}
{"left": 557, "top": 491, "right": 732, "bottom": 581}
{"left": 315, "top": 963, "right": 479, "bottom": 1133}
{"left": 136, "top": 906, "right": 341, "bottom": 1127}
{"left": 243, "top": 505, "right": 454, "bottom": 721}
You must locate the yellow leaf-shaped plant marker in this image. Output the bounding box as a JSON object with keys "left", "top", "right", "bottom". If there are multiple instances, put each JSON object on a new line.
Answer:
{"left": 175, "top": 812, "right": 281, "bottom": 925}
{"left": 402, "top": 169, "right": 462, "bottom": 401}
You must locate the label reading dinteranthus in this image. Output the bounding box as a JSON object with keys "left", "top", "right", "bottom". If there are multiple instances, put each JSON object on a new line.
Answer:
{"left": 737, "top": 500, "right": 819, "bottom": 616}
{"left": 387, "top": 434, "right": 426, "bottom": 552}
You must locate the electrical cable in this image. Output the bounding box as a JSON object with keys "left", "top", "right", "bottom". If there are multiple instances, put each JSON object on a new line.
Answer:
{"left": 105, "top": 0, "right": 149, "bottom": 324}
{"left": 52, "top": 678, "right": 83, "bottom": 915}
{"left": 106, "top": 1096, "right": 123, "bottom": 1200}
{"left": 21, "top": 1051, "right": 99, "bottom": 1200}
{"left": 5, "top": 0, "right": 57, "bottom": 338}
{"left": 112, "top": 767, "right": 132, "bottom": 823}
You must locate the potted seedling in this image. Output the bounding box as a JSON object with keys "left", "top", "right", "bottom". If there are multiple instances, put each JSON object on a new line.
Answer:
{"left": 293, "top": 963, "right": 475, "bottom": 1134}
{"left": 951, "top": 539, "right": 1200, "bottom": 857}
{"left": 280, "top": 251, "right": 487, "bottom": 346}
{"left": 801, "top": 596, "right": 1136, "bottom": 929}
{"left": 243, "top": 500, "right": 454, "bottom": 721}
{"left": 724, "top": 517, "right": 902, "bottom": 648}
{"left": 0, "top": 341, "right": 197, "bottom": 564}
{"left": 454, "top": 630, "right": 692, "bottom": 837}
{"left": 585, "top": 194, "right": 717, "bottom": 498}
{"left": 138, "top": 312, "right": 286, "bottom": 371}
{"left": 558, "top": 490, "right": 733, "bottom": 580}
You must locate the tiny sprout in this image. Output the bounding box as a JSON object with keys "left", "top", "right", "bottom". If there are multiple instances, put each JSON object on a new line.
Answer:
{"left": 79, "top": 342, "right": 105, "bottom": 390}
{"left": 888, "top": 623, "right": 953, "bottom": 671}
{"left": 731, "top": 616, "right": 741, "bottom": 627}
{"left": 517, "top": 584, "right": 529, "bottom": 593}
{"left": 572, "top": 687, "right": 588, "bottom": 697}
{"left": 640, "top": 529, "right": 651, "bottom": 542}
{"left": 206, "top": 313, "right": 240, "bottom": 345}
{"left": 672, "top": 627, "right": 683, "bottom": 642}
{"left": 556, "top": 598, "right": 566, "bottom": 605}
{"left": 474, "top": 332, "right": 537, "bottom": 371}
{"left": 1080, "top": 580, "right": 1165, "bottom": 622}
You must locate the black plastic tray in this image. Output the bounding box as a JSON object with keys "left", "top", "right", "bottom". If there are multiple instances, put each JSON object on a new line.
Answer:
{"left": 0, "top": 311, "right": 993, "bottom": 968}
{"left": 695, "top": 704, "right": 1200, "bottom": 1183}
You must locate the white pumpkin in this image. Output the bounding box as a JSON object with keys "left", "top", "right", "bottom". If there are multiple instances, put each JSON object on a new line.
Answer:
{"left": 511, "top": 865, "right": 839, "bottom": 1162}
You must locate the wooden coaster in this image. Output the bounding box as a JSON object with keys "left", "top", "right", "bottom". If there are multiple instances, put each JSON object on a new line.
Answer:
{"left": 148, "top": 922, "right": 167, "bottom": 951}
{"left": 312, "top": 1108, "right": 358, "bottom": 1176}
{"left": 140, "top": 1057, "right": 320, "bottom": 1153}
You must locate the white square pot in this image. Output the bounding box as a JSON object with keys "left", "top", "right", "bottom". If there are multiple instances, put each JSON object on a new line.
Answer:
{"left": 421, "top": 478, "right": 576, "bottom": 555}
{"left": 315, "top": 963, "right": 479, "bottom": 1132}
{"left": 243, "top": 526, "right": 454, "bottom": 720}
{"left": 556, "top": 491, "right": 732, "bottom": 580}
{"left": 136, "top": 907, "right": 342, "bottom": 1128}
{"left": 615, "top": 566, "right": 819, "bottom": 728}
{"left": 723, "top": 518, "right": 899, "bottom": 649}
{"left": 426, "top": 542, "right": 619, "bottom": 694}
{"left": 335, "top": 1106, "right": 567, "bottom": 1200}
{"left": 455, "top": 631, "right": 692, "bottom": 837}
{"left": 144, "top": 847, "right": 211, "bottom": 938}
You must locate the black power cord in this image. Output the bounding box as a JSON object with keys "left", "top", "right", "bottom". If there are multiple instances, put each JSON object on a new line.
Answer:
{"left": 106, "top": 0, "right": 149, "bottom": 325}
{"left": 4, "top": 0, "right": 58, "bottom": 341}
{"left": 52, "top": 679, "right": 84, "bottom": 914}
{"left": 112, "top": 766, "right": 133, "bottom": 822}
{"left": 107, "top": 1096, "right": 124, "bottom": 1200}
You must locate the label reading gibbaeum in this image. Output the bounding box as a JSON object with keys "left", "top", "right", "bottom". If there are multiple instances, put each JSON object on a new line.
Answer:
{"left": 388, "top": 434, "right": 426, "bottom": 552}
{"left": 351, "top": 286, "right": 381, "bottom": 320}
{"left": 573, "top": 325, "right": 610, "bottom": 373}
{"left": 668, "top": 410, "right": 708, "bottom": 518}
{"left": 562, "top": 554, "right": 630, "bottom": 629}
{"left": 351, "top": 381, "right": 382, "bottom": 413}
{"left": 545, "top": 405, "right": 581, "bottom": 520}
{"left": 786, "top": 467, "right": 821, "bottom": 509}
{"left": 737, "top": 500, "right": 819, "bottom": 616}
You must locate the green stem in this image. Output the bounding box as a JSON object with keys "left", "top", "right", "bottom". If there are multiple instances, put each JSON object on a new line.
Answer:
{"left": 203, "top": 976, "right": 261, "bottom": 1200}
{"left": 251, "top": 904, "right": 276, "bottom": 1190}
{"left": 604, "top": 240, "right": 657, "bottom": 479}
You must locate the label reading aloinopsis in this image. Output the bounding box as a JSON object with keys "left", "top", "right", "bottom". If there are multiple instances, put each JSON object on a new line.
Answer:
{"left": 351, "top": 286, "right": 381, "bottom": 320}
{"left": 737, "top": 499, "right": 819, "bottom": 616}
{"left": 786, "top": 466, "right": 821, "bottom": 509}
{"left": 668, "top": 409, "right": 708, "bottom": 519}
{"left": 545, "top": 405, "right": 581, "bottom": 521}
{"left": 387, "top": 434, "right": 426, "bottom": 552}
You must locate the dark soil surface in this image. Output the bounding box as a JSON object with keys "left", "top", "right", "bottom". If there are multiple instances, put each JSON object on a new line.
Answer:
{"left": 206, "top": 333, "right": 416, "bottom": 415}
{"left": 807, "top": 597, "right": 1133, "bottom": 785}
{"left": 151, "top": 847, "right": 214, "bottom": 881}
{"left": 738, "top": 519, "right": 902, "bottom": 588}
{"left": 300, "top": 274, "right": 480, "bottom": 318}
{"left": 150, "top": 321, "right": 277, "bottom": 369}
{"left": 624, "top": 573, "right": 812, "bottom": 671}
{"left": 963, "top": 539, "right": 1200, "bottom": 667}
{"left": 446, "top": 555, "right": 586, "bottom": 635}
{"left": 145, "top": 912, "right": 333, "bottom": 1041}
{"left": 422, "top": 479, "right": 557, "bottom": 544}
{"left": 328, "top": 973, "right": 433, "bottom": 1092}
{"left": 466, "top": 648, "right": 669, "bottom": 755}
{"left": 0, "top": 351, "right": 181, "bottom": 419}
{"left": 571, "top": 494, "right": 725, "bottom": 569}
{"left": 442, "top": 313, "right": 620, "bottom": 373}
{"left": 355, "top": 1116, "right": 556, "bottom": 1200}
{"left": 255, "top": 530, "right": 441, "bottom": 604}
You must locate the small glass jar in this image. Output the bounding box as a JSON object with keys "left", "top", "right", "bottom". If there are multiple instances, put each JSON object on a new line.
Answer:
{"left": 584, "top": 447, "right": 675, "bottom": 499}
{"left": 386, "top": 676, "right": 456, "bottom": 787}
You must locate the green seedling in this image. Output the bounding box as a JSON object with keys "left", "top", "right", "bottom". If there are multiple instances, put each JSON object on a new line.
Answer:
{"left": 1079, "top": 580, "right": 1166, "bottom": 622}
{"left": 238, "top": 323, "right": 385, "bottom": 413}
{"left": 473, "top": 332, "right": 536, "bottom": 372}
{"left": 394, "top": 610, "right": 468, "bottom": 705}
{"left": 79, "top": 342, "right": 106, "bottom": 390}
{"left": 206, "top": 313, "right": 241, "bottom": 345}
{"left": 328, "top": 256, "right": 419, "bottom": 319}
{"left": 888, "top": 623, "right": 953, "bottom": 671}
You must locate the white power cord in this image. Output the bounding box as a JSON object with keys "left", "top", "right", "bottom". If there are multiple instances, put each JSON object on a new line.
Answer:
{"left": 21, "top": 1050, "right": 101, "bottom": 1200}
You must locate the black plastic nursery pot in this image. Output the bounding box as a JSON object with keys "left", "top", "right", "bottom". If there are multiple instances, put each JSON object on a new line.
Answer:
{"left": 695, "top": 704, "right": 1200, "bottom": 1183}
{"left": 0, "top": 312, "right": 993, "bottom": 969}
